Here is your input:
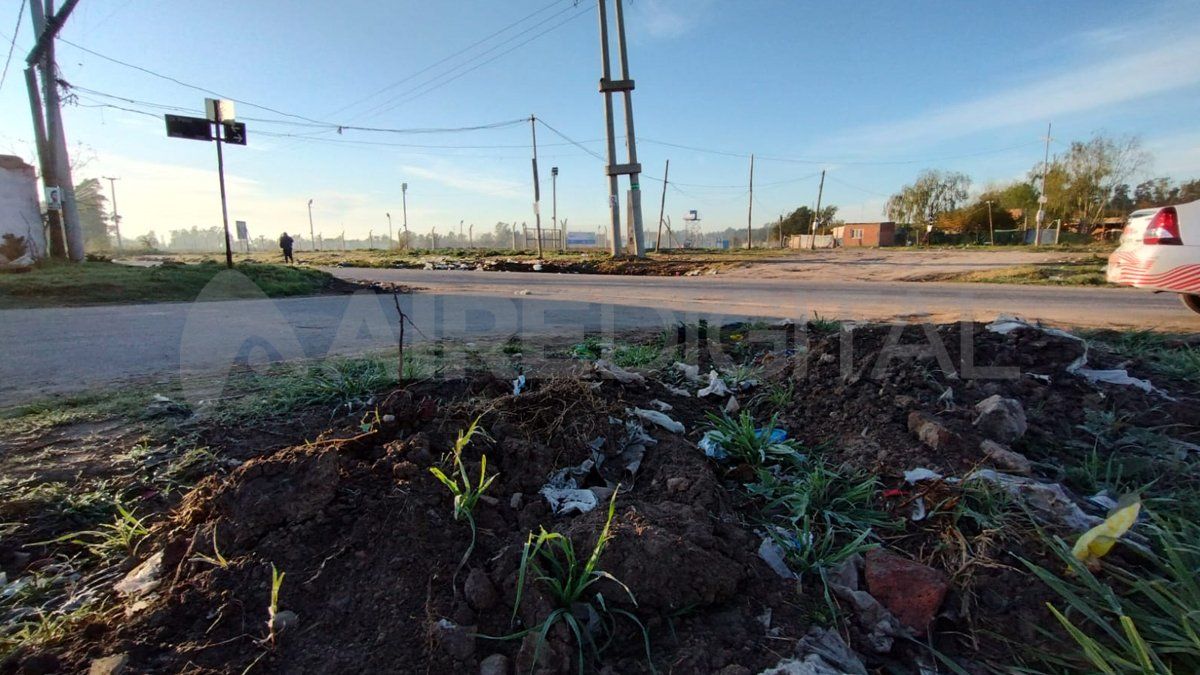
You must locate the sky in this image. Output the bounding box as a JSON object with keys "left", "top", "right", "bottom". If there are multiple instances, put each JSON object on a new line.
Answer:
{"left": 2, "top": 0, "right": 1200, "bottom": 243}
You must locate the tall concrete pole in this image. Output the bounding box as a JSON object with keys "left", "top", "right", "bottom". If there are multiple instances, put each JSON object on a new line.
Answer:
{"left": 612, "top": 0, "right": 645, "bottom": 257}
{"left": 213, "top": 105, "right": 233, "bottom": 269}
{"left": 307, "top": 199, "right": 315, "bottom": 251}
{"left": 104, "top": 176, "right": 123, "bottom": 252}
{"left": 1035, "top": 122, "right": 1052, "bottom": 247}
{"left": 401, "top": 182, "right": 409, "bottom": 250}
{"left": 810, "top": 170, "right": 825, "bottom": 250}
{"left": 746, "top": 154, "right": 755, "bottom": 249}
{"left": 655, "top": 159, "right": 669, "bottom": 251}
{"left": 24, "top": 66, "right": 64, "bottom": 258}
{"left": 551, "top": 166, "right": 560, "bottom": 250}
{"left": 530, "top": 116, "right": 544, "bottom": 258}
{"left": 31, "top": 0, "right": 82, "bottom": 260}
{"left": 387, "top": 212, "right": 393, "bottom": 250}
{"left": 597, "top": 0, "right": 622, "bottom": 256}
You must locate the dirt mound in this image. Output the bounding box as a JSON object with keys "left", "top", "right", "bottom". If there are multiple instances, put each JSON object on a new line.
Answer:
{"left": 13, "top": 320, "right": 1197, "bottom": 674}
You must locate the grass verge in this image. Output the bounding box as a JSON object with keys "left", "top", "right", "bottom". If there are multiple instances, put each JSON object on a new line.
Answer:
{"left": 0, "top": 260, "right": 341, "bottom": 309}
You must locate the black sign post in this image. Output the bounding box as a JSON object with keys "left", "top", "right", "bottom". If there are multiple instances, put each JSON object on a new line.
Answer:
{"left": 164, "top": 104, "right": 246, "bottom": 269}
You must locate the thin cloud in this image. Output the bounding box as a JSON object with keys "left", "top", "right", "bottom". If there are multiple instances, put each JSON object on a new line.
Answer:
{"left": 632, "top": 0, "right": 713, "bottom": 39}
{"left": 400, "top": 164, "right": 524, "bottom": 199}
{"left": 826, "top": 12, "right": 1200, "bottom": 151}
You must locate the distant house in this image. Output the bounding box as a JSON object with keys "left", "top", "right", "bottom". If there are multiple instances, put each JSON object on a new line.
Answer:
{"left": 833, "top": 221, "right": 896, "bottom": 247}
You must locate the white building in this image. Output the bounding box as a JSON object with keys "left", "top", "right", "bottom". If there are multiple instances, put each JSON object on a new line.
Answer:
{"left": 0, "top": 155, "right": 44, "bottom": 260}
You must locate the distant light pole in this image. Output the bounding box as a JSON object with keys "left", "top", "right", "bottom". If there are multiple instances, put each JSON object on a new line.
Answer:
{"left": 307, "top": 199, "right": 316, "bottom": 251}
{"left": 551, "top": 166, "right": 559, "bottom": 249}
{"left": 401, "top": 183, "right": 409, "bottom": 250}
{"left": 103, "top": 176, "right": 123, "bottom": 253}
{"left": 387, "top": 212, "right": 393, "bottom": 250}
{"left": 985, "top": 200, "right": 995, "bottom": 246}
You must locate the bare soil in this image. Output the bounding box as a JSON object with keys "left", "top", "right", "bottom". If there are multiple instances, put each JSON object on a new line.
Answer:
{"left": 2, "top": 321, "right": 1196, "bottom": 674}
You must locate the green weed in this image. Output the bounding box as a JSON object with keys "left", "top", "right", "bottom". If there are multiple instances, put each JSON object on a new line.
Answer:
{"left": 611, "top": 344, "right": 661, "bottom": 368}
{"left": 190, "top": 526, "right": 230, "bottom": 569}
{"left": 1022, "top": 516, "right": 1200, "bottom": 673}
{"left": 571, "top": 336, "right": 606, "bottom": 361}
{"left": 429, "top": 418, "right": 496, "bottom": 578}
{"left": 37, "top": 500, "right": 149, "bottom": 559}
{"left": 266, "top": 564, "right": 286, "bottom": 644}
{"left": 505, "top": 489, "right": 652, "bottom": 673}
{"left": 703, "top": 412, "right": 804, "bottom": 468}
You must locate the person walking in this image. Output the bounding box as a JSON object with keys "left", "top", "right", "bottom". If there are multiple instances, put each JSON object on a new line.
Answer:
{"left": 279, "top": 232, "right": 295, "bottom": 264}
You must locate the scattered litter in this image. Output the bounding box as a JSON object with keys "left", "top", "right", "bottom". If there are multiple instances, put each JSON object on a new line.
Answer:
{"left": 673, "top": 362, "right": 702, "bottom": 383}
{"left": 759, "top": 627, "right": 869, "bottom": 675}
{"left": 540, "top": 486, "right": 599, "bottom": 515}
{"left": 531, "top": 263, "right": 543, "bottom": 272}
{"left": 589, "top": 359, "right": 645, "bottom": 384}
{"left": 381, "top": 414, "right": 396, "bottom": 423}
{"left": 909, "top": 498, "right": 927, "bottom": 522}
{"left": 724, "top": 396, "right": 740, "bottom": 414}
{"left": 648, "top": 399, "right": 673, "bottom": 412}
{"left": 664, "top": 384, "right": 691, "bottom": 397}
{"left": 511, "top": 374, "right": 526, "bottom": 395}
{"left": 698, "top": 370, "right": 731, "bottom": 397}
{"left": 514, "top": 289, "right": 531, "bottom": 296}
{"left": 757, "top": 537, "right": 797, "bottom": 580}
{"left": 903, "top": 468, "right": 943, "bottom": 484}
{"left": 825, "top": 554, "right": 908, "bottom": 653}
{"left": 1072, "top": 495, "right": 1141, "bottom": 568}
{"left": 987, "top": 314, "right": 1171, "bottom": 398}
{"left": 114, "top": 552, "right": 164, "bottom": 598}
{"left": 968, "top": 469, "right": 1101, "bottom": 532}
{"left": 698, "top": 431, "right": 728, "bottom": 461}
{"left": 628, "top": 407, "right": 685, "bottom": 434}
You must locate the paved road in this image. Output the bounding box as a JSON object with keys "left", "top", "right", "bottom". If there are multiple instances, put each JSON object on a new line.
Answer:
{"left": 0, "top": 269, "right": 1193, "bottom": 405}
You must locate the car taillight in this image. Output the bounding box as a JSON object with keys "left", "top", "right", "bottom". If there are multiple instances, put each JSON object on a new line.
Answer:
{"left": 1143, "top": 207, "right": 1182, "bottom": 245}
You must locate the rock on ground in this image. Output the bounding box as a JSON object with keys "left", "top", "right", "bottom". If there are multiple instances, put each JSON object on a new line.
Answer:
{"left": 863, "top": 549, "right": 948, "bottom": 636}
{"left": 907, "top": 411, "right": 959, "bottom": 451}
{"left": 980, "top": 439, "right": 1032, "bottom": 474}
{"left": 973, "top": 395, "right": 1027, "bottom": 444}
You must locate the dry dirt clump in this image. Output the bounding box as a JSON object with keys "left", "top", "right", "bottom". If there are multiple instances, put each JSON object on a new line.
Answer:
{"left": 8, "top": 320, "right": 1197, "bottom": 674}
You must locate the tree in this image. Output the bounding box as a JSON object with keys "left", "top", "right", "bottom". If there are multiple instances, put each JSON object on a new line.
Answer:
{"left": 136, "top": 231, "right": 160, "bottom": 251}
{"left": 937, "top": 201, "right": 1017, "bottom": 236}
{"left": 74, "top": 178, "right": 110, "bottom": 251}
{"left": 1038, "top": 133, "right": 1150, "bottom": 228}
{"left": 885, "top": 170, "right": 971, "bottom": 229}
{"left": 978, "top": 181, "right": 1040, "bottom": 216}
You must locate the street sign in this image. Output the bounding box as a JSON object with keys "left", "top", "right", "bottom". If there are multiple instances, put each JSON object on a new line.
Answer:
{"left": 204, "top": 98, "right": 236, "bottom": 122}
{"left": 235, "top": 221, "right": 248, "bottom": 240}
{"left": 566, "top": 231, "right": 597, "bottom": 246}
{"left": 222, "top": 121, "right": 247, "bottom": 145}
{"left": 165, "top": 114, "right": 213, "bottom": 142}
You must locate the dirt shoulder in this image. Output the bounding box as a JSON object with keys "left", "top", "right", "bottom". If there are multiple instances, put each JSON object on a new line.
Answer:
{"left": 2, "top": 324, "right": 1197, "bottom": 673}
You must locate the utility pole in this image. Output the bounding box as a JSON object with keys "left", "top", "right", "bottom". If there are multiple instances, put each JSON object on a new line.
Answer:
{"left": 986, "top": 199, "right": 995, "bottom": 246}
{"left": 1035, "top": 122, "right": 1052, "bottom": 247}
{"left": 23, "top": 68, "right": 64, "bottom": 258}
{"left": 386, "top": 212, "right": 393, "bottom": 250}
{"left": 459, "top": 219, "right": 464, "bottom": 248}
{"left": 27, "top": 0, "right": 84, "bottom": 261}
{"left": 597, "top": 0, "right": 645, "bottom": 257}
{"left": 103, "top": 176, "right": 123, "bottom": 252}
{"left": 307, "top": 199, "right": 315, "bottom": 252}
{"left": 655, "top": 159, "right": 669, "bottom": 251}
{"left": 212, "top": 103, "right": 234, "bottom": 268}
{"left": 529, "top": 116, "right": 544, "bottom": 258}
{"left": 401, "top": 182, "right": 409, "bottom": 250}
{"left": 551, "top": 166, "right": 559, "bottom": 250}
{"left": 778, "top": 214, "right": 784, "bottom": 249}
{"left": 810, "top": 170, "right": 825, "bottom": 250}
{"left": 469, "top": 223, "right": 474, "bottom": 248}
{"left": 746, "top": 154, "right": 755, "bottom": 249}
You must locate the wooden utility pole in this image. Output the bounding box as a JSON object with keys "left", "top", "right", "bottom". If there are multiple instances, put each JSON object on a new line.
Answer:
{"left": 1035, "top": 122, "right": 1052, "bottom": 247}
{"left": 810, "top": 170, "right": 825, "bottom": 250}
{"left": 27, "top": 0, "right": 83, "bottom": 260}
{"left": 24, "top": 67, "right": 64, "bottom": 258}
{"left": 986, "top": 200, "right": 995, "bottom": 246}
{"left": 530, "top": 116, "right": 543, "bottom": 258}
{"left": 655, "top": 159, "right": 669, "bottom": 251}
{"left": 746, "top": 154, "right": 754, "bottom": 249}
{"left": 778, "top": 215, "right": 784, "bottom": 248}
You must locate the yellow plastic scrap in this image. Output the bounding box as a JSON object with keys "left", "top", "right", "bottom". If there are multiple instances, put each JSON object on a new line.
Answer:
{"left": 1071, "top": 494, "right": 1141, "bottom": 569}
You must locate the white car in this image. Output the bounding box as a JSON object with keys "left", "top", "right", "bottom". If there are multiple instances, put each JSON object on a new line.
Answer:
{"left": 1107, "top": 199, "right": 1200, "bottom": 314}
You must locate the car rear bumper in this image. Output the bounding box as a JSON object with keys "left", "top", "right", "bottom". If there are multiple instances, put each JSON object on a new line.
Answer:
{"left": 1107, "top": 246, "right": 1200, "bottom": 293}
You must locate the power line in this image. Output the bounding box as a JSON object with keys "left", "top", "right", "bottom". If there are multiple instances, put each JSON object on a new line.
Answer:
{"left": 328, "top": 0, "right": 571, "bottom": 119}
{"left": 0, "top": 0, "right": 26, "bottom": 92}
{"left": 641, "top": 136, "right": 1045, "bottom": 167}
{"left": 355, "top": 3, "right": 595, "bottom": 122}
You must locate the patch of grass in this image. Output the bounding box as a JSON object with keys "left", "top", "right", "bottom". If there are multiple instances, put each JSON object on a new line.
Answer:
{"left": 807, "top": 312, "right": 842, "bottom": 332}
{"left": 571, "top": 336, "right": 606, "bottom": 361}
{"left": 0, "top": 260, "right": 339, "bottom": 309}
{"left": 747, "top": 460, "right": 893, "bottom": 534}
{"left": 213, "top": 356, "right": 398, "bottom": 423}
{"left": 37, "top": 500, "right": 149, "bottom": 559}
{"left": 0, "top": 478, "right": 116, "bottom": 524}
{"left": 0, "top": 603, "right": 106, "bottom": 662}
{"left": 1082, "top": 329, "right": 1200, "bottom": 383}
{"left": 0, "top": 388, "right": 152, "bottom": 435}
{"left": 750, "top": 380, "right": 794, "bottom": 413}
{"left": 702, "top": 412, "right": 805, "bottom": 468}
{"left": 611, "top": 343, "right": 661, "bottom": 369}
{"left": 930, "top": 255, "right": 1110, "bottom": 286}
{"left": 504, "top": 489, "right": 652, "bottom": 674}
{"left": 1022, "top": 516, "right": 1200, "bottom": 673}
